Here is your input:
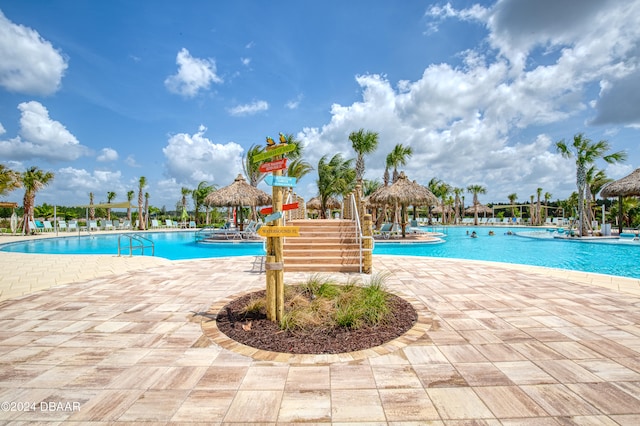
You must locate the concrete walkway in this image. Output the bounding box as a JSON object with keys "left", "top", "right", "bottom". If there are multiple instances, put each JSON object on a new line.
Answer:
{"left": 0, "top": 245, "right": 639, "bottom": 423}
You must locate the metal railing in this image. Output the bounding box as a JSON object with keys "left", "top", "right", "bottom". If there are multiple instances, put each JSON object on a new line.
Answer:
{"left": 117, "top": 233, "right": 155, "bottom": 257}
{"left": 349, "top": 193, "right": 375, "bottom": 273}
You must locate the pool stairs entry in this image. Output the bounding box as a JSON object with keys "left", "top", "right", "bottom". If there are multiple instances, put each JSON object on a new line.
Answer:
{"left": 283, "top": 219, "right": 362, "bottom": 273}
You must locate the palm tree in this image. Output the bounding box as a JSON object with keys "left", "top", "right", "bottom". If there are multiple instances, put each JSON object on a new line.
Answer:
{"left": 106, "top": 191, "right": 116, "bottom": 220}
{"left": 466, "top": 184, "right": 486, "bottom": 226}
{"left": 349, "top": 128, "right": 379, "bottom": 183}
{"left": 387, "top": 143, "right": 413, "bottom": 183}
{"left": 126, "top": 190, "right": 134, "bottom": 220}
{"left": 137, "top": 176, "right": 146, "bottom": 230}
{"left": 144, "top": 192, "right": 150, "bottom": 229}
{"left": 20, "top": 166, "right": 54, "bottom": 234}
{"left": 529, "top": 195, "right": 535, "bottom": 224}
{"left": 316, "top": 154, "right": 355, "bottom": 218}
{"left": 586, "top": 166, "right": 612, "bottom": 228}
{"left": 89, "top": 192, "right": 95, "bottom": 220}
{"left": 362, "top": 179, "right": 381, "bottom": 197}
{"left": 536, "top": 188, "right": 542, "bottom": 225}
{"left": 243, "top": 144, "right": 267, "bottom": 187}
{"left": 453, "top": 187, "right": 464, "bottom": 224}
{"left": 0, "top": 164, "right": 21, "bottom": 196}
{"left": 192, "top": 181, "right": 216, "bottom": 225}
{"left": 507, "top": 193, "right": 518, "bottom": 218}
{"left": 556, "top": 133, "right": 626, "bottom": 236}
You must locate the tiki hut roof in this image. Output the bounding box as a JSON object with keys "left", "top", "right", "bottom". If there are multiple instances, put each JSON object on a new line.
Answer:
{"left": 204, "top": 174, "right": 271, "bottom": 207}
{"left": 0, "top": 202, "right": 18, "bottom": 208}
{"left": 431, "top": 204, "right": 454, "bottom": 214}
{"left": 368, "top": 171, "right": 437, "bottom": 206}
{"left": 600, "top": 168, "right": 640, "bottom": 198}
{"left": 464, "top": 204, "right": 493, "bottom": 215}
{"left": 306, "top": 196, "right": 341, "bottom": 210}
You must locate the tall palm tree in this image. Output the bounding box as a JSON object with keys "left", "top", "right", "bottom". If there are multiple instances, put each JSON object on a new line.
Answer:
{"left": 0, "top": 164, "right": 21, "bottom": 196}
{"left": 536, "top": 187, "right": 543, "bottom": 225}
{"left": 89, "top": 192, "right": 95, "bottom": 220}
{"left": 20, "top": 166, "right": 54, "bottom": 234}
{"left": 316, "top": 154, "right": 355, "bottom": 218}
{"left": 144, "top": 192, "right": 150, "bottom": 229}
{"left": 529, "top": 195, "right": 535, "bottom": 224}
{"left": 387, "top": 143, "right": 413, "bottom": 183}
{"left": 586, "top": 166, "right": 612, "bottom": 228}
{"left": 192, "top": 181, "right": 216, "bottom": 225}
{"left": 349, "top": 128, "right": 379, "bottom": 183}
{"left": 242, "top": 144, "right": 267, "bottom": 187}
{"left": 126, "top": 190, "right": 134, "bottom": 220}
{"left": 507, "top": 193, "right": 518, "bottom": 218}
{"left": 180, "top": 187, "right": 190, "bottom": 211}
{"left": 466, "top": 184, "right": 486, "bottom": 226}
{"left": 106, "top": 191, "right": 116, "bottom": 220}
{"left": 137, "top": 176, "right": 146, "bottom": 230}
{"left": 556, "top": 133, "right": 626, "bottom": 236}
{"left": 453, "top": 187, "right": 464, "bottom": 224}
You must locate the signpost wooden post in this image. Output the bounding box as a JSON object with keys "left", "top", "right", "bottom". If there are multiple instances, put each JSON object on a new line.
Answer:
{"left": 255, "top": 137, "right": 299, "bottom": 323}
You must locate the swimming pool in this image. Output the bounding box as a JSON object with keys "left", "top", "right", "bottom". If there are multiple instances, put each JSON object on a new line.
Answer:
{"left": 1, "top": 227, "right": 639, "bottom": 279}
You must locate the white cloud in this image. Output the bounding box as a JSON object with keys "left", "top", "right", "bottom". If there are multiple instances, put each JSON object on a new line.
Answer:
{"left": 124, "top": 155, "right": 140, "bottom": 167}
{"left": 286, "top": 94, "right": 303, "bottom": 110}
{"left": 241, "top": 57, "right": 251, "bottom": 66}
{"left": 162, "top": 125, "right": 244, "bottom": 187}
{"left": 0, "top": 122, "right": 5, "bottom": 135}
{"left": 0, "top": 10, "right": 68, "bottom": 95}
{"left": 0, "top": 101, "right": 89, "bottom": 162}
{"left": 36, "top": 166, "right": 128, "bottom": 206}
{"left": 228, "top": 100, "right": 269, "bottom": 116}
{"left": 97, "top": 147, "right": 118, "bottom": 162}
{"left": 164, "top": 48, "right": 222, "bottom": 97}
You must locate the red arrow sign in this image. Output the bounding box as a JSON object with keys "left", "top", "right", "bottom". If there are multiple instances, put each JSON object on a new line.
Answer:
{"left": 259, "top": 158, "right": 287, "bottom": 173}
{"left": 260, "top": 202, "right": 299, "bottom": 215}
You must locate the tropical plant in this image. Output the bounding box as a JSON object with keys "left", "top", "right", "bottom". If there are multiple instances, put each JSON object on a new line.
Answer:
{"left": 507, "top": 193, "right": 518, "bottom": 218}
{"left": 106, "top": 191, "right": 116, "bottom": 220}
{"left": 453, "top": 187, "right": 464, "bottom": 224}
{"left": 89, "top": 192, "right": 95, "bottom": 220}
{"left": 556, "top": 133, "right": 626, "bottom": 236}
{"left": 362, "top": 179, "right": 381, "bottom": 197}
{"left": 192, "top": 181, "right": 216, "bottom": 225}
{"left": 144, "top": 192, "right": 150, "bottom": 228}
{"left": 0, "top": 164, "right": 21, "bottom": 196}
{"left": 242, "top": 144, "right": 266, "bottom": 187}
{"left": 20, "top": 166, "right": 54, "bottom": 234}
{"left": 316, "top": 154, "right": 355, "bottom": 218}
{"left": 466, "top": 184, "right": 487, "bottom": 226}
{"left": 387, "top": 143, "right": 413, "bottom": 183}
{"left": 137, "top": 176, "right": 146, "bottom": 230}
{"left": 349, "top": 128, "right": 379, "bottom": 183}
{"left": 180, "top": 187, "right": 191, "bottom": 213}
{"left": 126, "top": 190, "right": 134, "bottom": 220}
{"left": 34, "top": 203, "right": 54, "bottom": 219}
{"left": 536, "top": 188, "right": 543, "bottom": 225}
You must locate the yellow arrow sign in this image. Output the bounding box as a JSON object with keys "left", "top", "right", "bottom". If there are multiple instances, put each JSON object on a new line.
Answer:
{"left": 257, "top": 226, "right": 300, "bottom": 237}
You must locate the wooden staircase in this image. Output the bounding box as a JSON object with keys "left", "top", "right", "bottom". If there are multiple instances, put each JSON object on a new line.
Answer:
{"left": 283, "top": 219, "right": 362, "bottom": 273}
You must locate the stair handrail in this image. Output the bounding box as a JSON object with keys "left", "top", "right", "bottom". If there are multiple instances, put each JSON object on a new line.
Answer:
{"left": 349, "top": 193, "right": 374, "bottom": 273}
{"left": 117, "top": 233, "right": 155, "bottom": 257}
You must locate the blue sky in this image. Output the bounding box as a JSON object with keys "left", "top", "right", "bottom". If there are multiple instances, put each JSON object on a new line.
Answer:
{"left": 1, "top": 0, "right": 640, "bottom": 210}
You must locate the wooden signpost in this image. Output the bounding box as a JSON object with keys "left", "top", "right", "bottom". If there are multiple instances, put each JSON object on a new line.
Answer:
{"left": 260, "top": 202, "right": 299, "bottom": 215}
{"left": 259, "top": 158, "right": 287, "bottom": 173}
{"left": 255, "top": 136, "right": 299, "bottom": 323}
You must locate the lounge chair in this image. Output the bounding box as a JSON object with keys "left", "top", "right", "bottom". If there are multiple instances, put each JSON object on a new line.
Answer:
{"left": 68, "top": 221, "right": 78, "bottom": 231}
{"left": 43, "top": 220, "right": 54, "bottom": 232}
{"left": 375, "top": 223, "right": 400, "bottom": 239}
{"left": 240, "top": 221, "right": 260, "bottom": 239}
{"left": 101, "top": 220, "right": 114, "bottom": 231}
{"left": 188, "top": 221, "right": 196, "bottom": 228}
{"left": 165, "top": 219, "right": 174, "bottom": 228}
{"left": 58, "top": 220, "right": 67, "bottom": 232}
{"left": 151, "top": 219, "right": 160, "bottom": 229}
{"left": 407, "top": 220, "right": 427, "bottom": 235}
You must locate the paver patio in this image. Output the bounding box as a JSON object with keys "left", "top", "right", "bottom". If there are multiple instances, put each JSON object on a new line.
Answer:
{"left": 0, "top": 247, "right": 639, "bottom": 423}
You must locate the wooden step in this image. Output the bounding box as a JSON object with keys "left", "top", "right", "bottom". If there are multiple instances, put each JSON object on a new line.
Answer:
{"left": 283, "top": 219, "right": 362, "bottom": 273}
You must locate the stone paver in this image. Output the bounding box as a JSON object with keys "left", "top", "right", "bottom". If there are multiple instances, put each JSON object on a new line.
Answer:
{"left": 0, "top": 245, "right": 639, "bottom": 423}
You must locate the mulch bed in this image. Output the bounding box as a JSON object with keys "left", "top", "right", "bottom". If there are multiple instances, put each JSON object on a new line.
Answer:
{"left": 216, "top": 290, "right": 418, "bottom": 354}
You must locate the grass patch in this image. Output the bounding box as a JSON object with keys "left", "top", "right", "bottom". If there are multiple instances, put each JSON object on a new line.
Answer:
{"left": 241, "top": 273, "right": 392, "bottom": 332}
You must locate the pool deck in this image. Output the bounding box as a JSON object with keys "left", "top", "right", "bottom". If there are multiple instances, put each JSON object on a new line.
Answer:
{"left": 1, "top": 231, "right": 639, "bottom": 423}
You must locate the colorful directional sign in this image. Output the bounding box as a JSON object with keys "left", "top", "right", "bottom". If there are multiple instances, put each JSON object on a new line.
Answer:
{"left": 263, "top": 211, "right": 283, "bottom": 223}
{"left": 252, "top": 144, "right": 296, "bottom": 163}
{"left": 260, "top": 202, "right": 299, "bottom": 215}
{"left": 265, "top": 175, "right": 297, "bottom": 187}
{"left": 259, "top": 158, "right": 287, "bottom": 173}
{"left": 257, "top": 226, "right": 300, "bottom": 237}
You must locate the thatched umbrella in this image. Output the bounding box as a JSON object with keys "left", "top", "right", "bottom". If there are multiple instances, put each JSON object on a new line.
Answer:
{"left": 600, "top": 168, "right": 640, "bottom": 234}
{"left": 204, "top": 174, "right": 271, "bottom": 228}
{"left": 369, "top": 171, "right": 438, "bottom": 237}
{"left": 306, "top": 196, "right": 340, "bottom": 211}
{"left": 464, "top": 204, "right": 493, "bottom": 216}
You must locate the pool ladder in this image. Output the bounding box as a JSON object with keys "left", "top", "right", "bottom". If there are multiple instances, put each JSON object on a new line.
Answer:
{"left": 117, "top": 233, "right": 155, "bottom": 257}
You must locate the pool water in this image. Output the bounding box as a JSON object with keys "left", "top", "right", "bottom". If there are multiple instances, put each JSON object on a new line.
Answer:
{"left": 1, "top": 227, "right": 639, "bottom": 279}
